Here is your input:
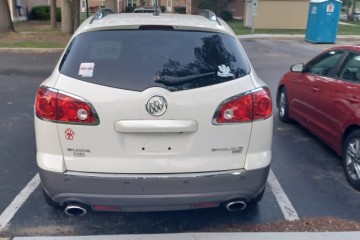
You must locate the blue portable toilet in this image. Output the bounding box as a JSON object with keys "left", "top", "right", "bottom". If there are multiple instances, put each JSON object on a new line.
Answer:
{"left": 305, "top": 0, "right": 342, "bottom": 43}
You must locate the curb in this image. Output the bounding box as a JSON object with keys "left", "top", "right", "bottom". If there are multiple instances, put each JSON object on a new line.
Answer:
{"left": 1, "top": 35, "right": 359, "bottom": 54}
{"left": 11, "top": 232, "right": 360, "bottom": 240}
{"left": 237, "top": 34, "right": 360, "bottom": 41}
{"left": 0, "top": 48, "right": 63, "bottom": 54}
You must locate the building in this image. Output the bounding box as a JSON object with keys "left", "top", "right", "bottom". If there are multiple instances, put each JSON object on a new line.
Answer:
{"left": 190, "top": 0, "right": 245, "bottom": 20}
{"left": 7, "top": 0, "right": 244, "bottom": 21}
{"left": 244, "top": 0, "right": 309, "bottom": 29}
{"left": 82, "top": 0, "right": 188, "bottom": 13}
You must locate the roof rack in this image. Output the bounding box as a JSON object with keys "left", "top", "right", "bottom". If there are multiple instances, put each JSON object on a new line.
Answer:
{"left": 197, "top": 9, "right": 217, "bottom": 22}
{"left": 90, "top": 8, "right": 114, "bottom": 24}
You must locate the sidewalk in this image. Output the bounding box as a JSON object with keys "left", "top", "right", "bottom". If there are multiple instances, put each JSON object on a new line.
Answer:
{"left": 237, "top": 34, "right": 360, "bottom": 41}
{"left": 4, "top": 232, "right": 360, "bottom": 240}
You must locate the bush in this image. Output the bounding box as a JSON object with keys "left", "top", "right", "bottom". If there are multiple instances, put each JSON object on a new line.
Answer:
{"left": 174, "top": 6, "right": 186, "bottom": 14}
{"left": 221, "top": 10, "right": 233, "bottom": 21}
{"left": 125, "top": 6, "right": 136, "bottom": 12}
{"left": 160, "top": 5, "right": 166, "bottom": 13}
{"left": 29, "top": 6, "right": 61, "bottom": 21}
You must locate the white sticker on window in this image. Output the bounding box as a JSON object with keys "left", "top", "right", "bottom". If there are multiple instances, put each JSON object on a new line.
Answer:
{"left": 217, "top": 64, "right": 234, "bottom": 78}
{"left": 78, "top": 62, "right": 95, "bottom": 77}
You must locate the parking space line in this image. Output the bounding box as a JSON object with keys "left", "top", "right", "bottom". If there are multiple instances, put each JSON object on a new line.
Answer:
{"left": 0, "top": 170, "right": 298, "bottom": 232}
{"left": 0, "top": 174, "right": 40, "bottom": 231}
{"left": 267, "top": 169, "right": 299, "bottom": 221}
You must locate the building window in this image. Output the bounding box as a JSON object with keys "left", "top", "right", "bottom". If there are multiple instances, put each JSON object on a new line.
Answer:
{"left": 128, "top": 0, "right": 137, "bottom": 7}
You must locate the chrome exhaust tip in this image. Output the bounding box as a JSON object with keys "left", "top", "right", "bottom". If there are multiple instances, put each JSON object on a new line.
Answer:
{"left": 64, "top": 203, "right": 88, "bottom": 216}
{"left": 225, "top": 200, "right": 247, "bottom": 212}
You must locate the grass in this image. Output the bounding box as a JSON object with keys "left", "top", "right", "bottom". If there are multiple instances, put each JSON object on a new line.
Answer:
{"left": 0, "top": 19, "right": 359, "bottom": 48}
{"left": 0, "top": 21, "right": 71, "bottom": 48}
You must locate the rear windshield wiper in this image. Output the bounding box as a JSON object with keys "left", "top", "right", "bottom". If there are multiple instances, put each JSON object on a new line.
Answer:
{"left": 154, "top": 72, "right": 215, "bottom": 86}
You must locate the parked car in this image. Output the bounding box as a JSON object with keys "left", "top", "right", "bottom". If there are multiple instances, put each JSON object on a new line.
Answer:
{"left": 354, "top": 12, "right": 360, "bottom": 21}
{"left": 277, "top": 45, "right": 360, "bottom": 190}
{"left": 35, "top": 9, "right": 273, "bottom": 215}
{"left": 133, "top": 6, "right": 162, "bottom": 13}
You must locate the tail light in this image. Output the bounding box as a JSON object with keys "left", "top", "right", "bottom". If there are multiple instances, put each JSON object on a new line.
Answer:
{"left": 35, "top": 87, "right": 99, "bottom": 125}
{"left": 213, "top": 87, "right": 272, "bottom": 124}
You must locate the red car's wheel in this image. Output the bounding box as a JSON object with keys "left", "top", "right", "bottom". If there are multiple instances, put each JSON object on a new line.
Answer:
{"left": 278, "top": 87, "right": 291, "bottom": 123}
{"left": 343, "top": 130, "right": 360, "bottom": 191}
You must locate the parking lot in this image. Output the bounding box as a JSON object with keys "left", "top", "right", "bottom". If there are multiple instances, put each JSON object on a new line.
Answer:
{"left": 0, "top": 38, "right": 360, "bottom": 237}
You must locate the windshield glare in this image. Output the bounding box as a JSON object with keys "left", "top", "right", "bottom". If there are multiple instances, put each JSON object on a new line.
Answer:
{"left": 59, "top": 30, "right": 250, "bottom": 92}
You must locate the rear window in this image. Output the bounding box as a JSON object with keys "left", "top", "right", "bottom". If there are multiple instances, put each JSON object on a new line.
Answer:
{"left": 59, "top": 30, "right": 250, "bottom": 92}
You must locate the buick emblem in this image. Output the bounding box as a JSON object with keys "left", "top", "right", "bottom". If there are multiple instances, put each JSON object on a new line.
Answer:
{"left": 145, "top": 95, "right": 167, "bottom": 116}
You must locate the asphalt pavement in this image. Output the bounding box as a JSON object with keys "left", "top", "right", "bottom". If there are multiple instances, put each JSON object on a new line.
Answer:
{"left": 1, "top": 34, "right": 360, "bottom": 239}
{"left": 6, "top": 232, "right": 360, "bottom": 240}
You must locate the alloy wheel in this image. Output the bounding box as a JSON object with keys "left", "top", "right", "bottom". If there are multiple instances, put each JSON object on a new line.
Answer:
{"left": 345, "top": 137, "right": 360, "bottom": 181}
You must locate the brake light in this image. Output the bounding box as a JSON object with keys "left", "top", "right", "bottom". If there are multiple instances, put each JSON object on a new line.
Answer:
{"left": 214, "top": 87, "right": 272, "bottom": 124}
{"left": 35, "top": 87, "right": 99, "bottom": 125}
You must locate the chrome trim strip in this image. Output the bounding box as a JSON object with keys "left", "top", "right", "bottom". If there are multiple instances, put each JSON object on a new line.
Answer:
{"left": 64, "top": 169, "right": 246, "bottom": 179}
{"left": 114, "top": 120, "right": 198, "bottom": 133}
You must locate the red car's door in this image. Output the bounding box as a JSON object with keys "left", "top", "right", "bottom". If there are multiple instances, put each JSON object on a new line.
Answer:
{"left": 290, "top": 50, "right": 344, "bottom": 133}
{"left": 286, "top": 72, "right": 318, "bottom": 131}
{"left": 316, "top": 51, "right": 360, "bottom": 154}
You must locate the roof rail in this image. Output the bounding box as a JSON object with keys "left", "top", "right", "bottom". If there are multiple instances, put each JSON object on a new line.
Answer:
{"left": 90, "top": 8, "right": 114, "bottom": 24}
{"left": 197, "top": 9, "right": 217, "bottom": 22}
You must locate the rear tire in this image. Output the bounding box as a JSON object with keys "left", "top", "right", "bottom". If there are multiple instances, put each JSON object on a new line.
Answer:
{"left": 42, "top": 188, "right": 61, "bottom": 208}
{"left": 343, "top": 130, "right": 360, "bottom": 191}
{"left": 278, "top": 87, "right": 291, "bottom": 123}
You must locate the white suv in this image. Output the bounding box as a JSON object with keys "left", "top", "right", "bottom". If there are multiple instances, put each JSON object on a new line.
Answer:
{"left": 35, "top": 9, "right": 273, "bottom": 216}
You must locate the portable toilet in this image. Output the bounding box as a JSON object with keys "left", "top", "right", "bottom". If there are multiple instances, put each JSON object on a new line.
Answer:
{"left": 305, "top": 0, "right": 342, "bottom": 43}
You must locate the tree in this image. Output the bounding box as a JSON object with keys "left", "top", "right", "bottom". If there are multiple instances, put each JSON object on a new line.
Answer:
{"left": 346, "top": 0, "right": 359, "bottom": 21}
{"left": 61, "top": 0, "right": 80, "bottom": 34}
{"left": 50, "top": 0, "right": 56, "bottom": 29}
{"left": 198, "top": 0, "right": 233, "bottom": 15}
{"left": 0, "top": 0, "right": 15, "bottom": 33}
{"left": 73, "top": 0, "right": 80, "bottom": 30}
{"left": 351, "top": 0, "right": 358, "bottom": 20}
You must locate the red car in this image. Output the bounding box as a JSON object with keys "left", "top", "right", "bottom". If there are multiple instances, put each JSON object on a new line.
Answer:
{"left": 277, "top": 45, "right": 360, "bottom": 190}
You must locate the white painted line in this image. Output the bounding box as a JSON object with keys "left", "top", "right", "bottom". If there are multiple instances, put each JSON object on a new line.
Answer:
{"left": 267, "top": 169, "right": 299, "bottom": 221}
{"left": 0, "top": 174, "right": 40, "bottom": 231}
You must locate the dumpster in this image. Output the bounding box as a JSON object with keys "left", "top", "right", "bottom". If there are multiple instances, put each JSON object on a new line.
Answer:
{"left": 305, "top": 0, "right": 342, "bottom": 43}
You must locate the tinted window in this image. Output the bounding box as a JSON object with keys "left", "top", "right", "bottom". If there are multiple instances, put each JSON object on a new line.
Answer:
{"left": 305, "top": 50, "right": 343, "bottom": 77}
{"left": 337, "top": 52, "right": 360, "bottom": 82}
{"left": 59, "top": 30, "right": 250, "bottom": 92}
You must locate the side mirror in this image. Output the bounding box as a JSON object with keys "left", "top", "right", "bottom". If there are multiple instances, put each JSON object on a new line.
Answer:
{"left": 290, "top": 63, "right": 304, "bottom": 72}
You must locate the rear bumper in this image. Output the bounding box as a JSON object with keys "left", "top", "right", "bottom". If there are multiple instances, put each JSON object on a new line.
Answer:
{"left": 39, "top": 166, "right": 270, "bottom": 212}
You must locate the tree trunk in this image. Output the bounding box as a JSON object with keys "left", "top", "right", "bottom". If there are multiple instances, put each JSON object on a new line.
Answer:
{"left": 50, "top": 0, "right": 57, "bottom": 29}
{"left": 73, "top": 0, "right": 80, "bottom": 31}
{"left": 62, "top": 0, "right": 74, "bottom": 34}
{"left": 351, "top": 0, "right": 357, "bottom": 20}
{"left": 347, "top": 0, "right": 354, "bottom": 21}
{"left": 0, "top": 0, "right": 15, "bottom": 33}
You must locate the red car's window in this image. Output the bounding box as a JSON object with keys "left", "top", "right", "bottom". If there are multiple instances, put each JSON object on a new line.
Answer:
{"left": 337, "top": 52, "right": 360, "bottom": 82}
{"left": 306, "top": 50, "right": 344, "bottom": 77}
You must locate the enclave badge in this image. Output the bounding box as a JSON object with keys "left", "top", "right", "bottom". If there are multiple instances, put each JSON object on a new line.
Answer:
{"left": 145, "top": 95, "right": 167, "bottom": 116}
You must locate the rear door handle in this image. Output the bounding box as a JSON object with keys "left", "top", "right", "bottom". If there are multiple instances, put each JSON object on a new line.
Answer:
{"left": 313, "top": 87, "right": 320, "bottom": 92}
